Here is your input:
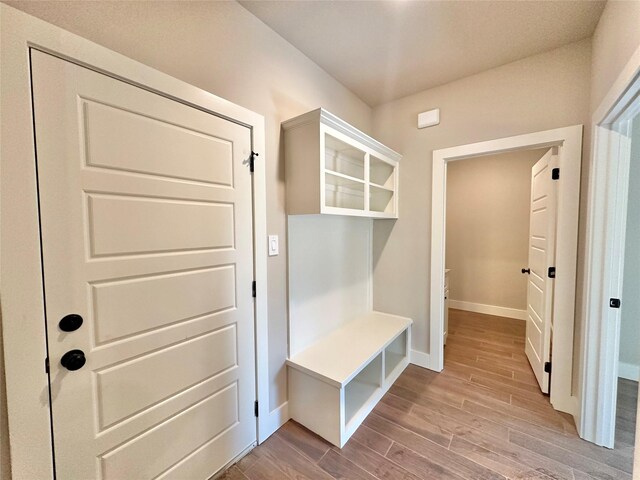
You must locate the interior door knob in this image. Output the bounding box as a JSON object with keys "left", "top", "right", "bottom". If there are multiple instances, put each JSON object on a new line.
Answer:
{"left": 521, "top": 268, "right": 531, "bottom": 274}
{"left": 60, "top": 349, "right": 86, "bottom": 371}
{"left": 59, "top": 314, "right": 83, "bottom": 332}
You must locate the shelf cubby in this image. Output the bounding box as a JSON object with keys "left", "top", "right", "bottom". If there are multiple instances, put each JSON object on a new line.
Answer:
{"left": 325, "top": 134, "right": 366, "bottom": 181}
{"left": 344, "top": 354, "right": 382, "bottom": 428}
{"left": 325, "top": 172, "right": 365, "bottom": 210}
{"left": 370, "top": 155, "right": 395, "bottom": 189}
{"left": 384, "top": 330, "right": 407, "bottom": 380}
{"left": 370, "top": 185, "right": 394, "bottom": 213}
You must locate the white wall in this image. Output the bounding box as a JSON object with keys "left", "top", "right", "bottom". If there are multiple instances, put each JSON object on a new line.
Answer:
{"left": 446, "top": 149, "right": 544, "bottom": 312}
{"left": 288, "top": 216, "right": 371, "bottom": 357}
{"left": 371, "top": 39, "right": 592, "bottom": 355}
{"left": 619, "top": 118, "right": 640, "bottom": 381}
{"left": 2, "top": 0, "right": 372, "bottom": 420}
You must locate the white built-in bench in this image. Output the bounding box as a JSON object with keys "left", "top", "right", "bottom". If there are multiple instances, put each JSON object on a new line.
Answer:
{"left": 286, "top": 311, "right": 412, "bottom": 447}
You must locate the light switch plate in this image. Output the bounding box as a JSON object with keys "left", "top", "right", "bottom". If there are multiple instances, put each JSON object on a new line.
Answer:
{"left": 268, "top": 235, "right": 279, "bottom": 256}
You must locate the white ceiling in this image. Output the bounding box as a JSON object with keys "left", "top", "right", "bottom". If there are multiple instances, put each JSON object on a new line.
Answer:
{"left": 239, "top": 0, "right": 605, "bottom": 107}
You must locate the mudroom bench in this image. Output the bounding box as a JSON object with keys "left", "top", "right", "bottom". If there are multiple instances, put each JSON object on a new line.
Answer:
{"left": 286, "top": 311, "right": 412, "bottom": 447}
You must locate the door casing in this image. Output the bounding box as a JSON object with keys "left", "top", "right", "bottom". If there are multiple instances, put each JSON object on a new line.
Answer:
{"left": 0, "top": 5, "right": 270, "bottom": 479}
{"left": 428, "top": 125, "right": 583, "bottom": 421}
{"left": 579, "top": 44, "right": 640, "bottom": 447}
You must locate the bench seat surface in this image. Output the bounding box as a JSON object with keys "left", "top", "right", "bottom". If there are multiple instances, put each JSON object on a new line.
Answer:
{"left": 286, "top": 311, "right": 412, "bottom": 387}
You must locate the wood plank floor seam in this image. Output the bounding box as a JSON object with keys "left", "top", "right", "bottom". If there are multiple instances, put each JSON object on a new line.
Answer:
{"left": 316, "top": 448, "right": 330, "bottom": 465}
{"left": 220, "top": 309, "right": 636, "bottom": 480}
{"left": 383, "top": 440, "right": 394, "bottom": 458}
{"left": 349, "top": 437, "right": 433, "bottom": 480}
{"left": 508, "top": 429, "right": 632, "bottom": 478}
{"left": 288, "top": 436, "right": 324, "bottom": 465}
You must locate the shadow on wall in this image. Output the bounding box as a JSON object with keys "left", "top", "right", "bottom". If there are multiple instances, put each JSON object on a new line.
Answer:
{"left": 0, "top": 301, "right": 12, "bottom": 480}
{"left": 271, "top": 88, "right": 312, "bottom": 184}
{"left": 372, "top": 220, "right": 395, "bottom": 271}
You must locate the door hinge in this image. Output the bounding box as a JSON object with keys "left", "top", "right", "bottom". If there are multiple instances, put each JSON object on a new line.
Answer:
{"left": 45, "top": 357, "right": 49, "bottom": 374}
{"left": 544, "top": 361, "right": 552, "bottom": 373}
{"left": 609, "top": 298, "right": 621, "bottom": 308}
{"left": 548, "top": 267, "right": 556, "bottom": 278}
{"left": 252, "top": 280, "right": 256, "bottom": 298}
{"left": 249, "top": 151, "right": 259, "bottom": 173}
{"left": 254, "top": 401, "right": 259, "bottom": 417}
{"left": 552, "top": 168, "right": 560, "bottom": 180}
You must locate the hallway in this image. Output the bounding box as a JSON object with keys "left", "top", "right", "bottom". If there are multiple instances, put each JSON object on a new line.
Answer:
{"left": 222, "top": 310, "right": 635, "bottom": 479}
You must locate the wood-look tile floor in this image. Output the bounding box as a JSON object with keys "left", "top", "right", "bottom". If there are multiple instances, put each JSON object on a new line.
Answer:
{"left": 221, "top": 309, "right": 637, "bottom": 480}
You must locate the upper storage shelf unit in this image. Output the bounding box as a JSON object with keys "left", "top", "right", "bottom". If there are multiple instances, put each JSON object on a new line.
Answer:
{"left": 283, "top": 108, "right": 401, "bottom": 219}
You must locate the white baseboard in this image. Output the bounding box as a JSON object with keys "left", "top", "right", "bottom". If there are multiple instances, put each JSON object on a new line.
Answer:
{"left": 449, "top": 299, "right": 527, "bottom": 321}
{"left": 551, "top": 393, "right": 579, "bottom": 417}
{"left": 259, "top": 401, "right": 289, "bottom": 443}
{"left": 410, "top": 350, "right": 433, "bottom": 370}
{"left": 618, "top": 362, "right": 640, "bottom": 381}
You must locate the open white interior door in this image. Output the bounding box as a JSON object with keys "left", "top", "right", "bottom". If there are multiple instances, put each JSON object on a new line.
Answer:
{"left": 525, "top": 148, "right": 557, "bottom": 394}
{"left": 32, "top": 50, "right": 257, "bottom": 479}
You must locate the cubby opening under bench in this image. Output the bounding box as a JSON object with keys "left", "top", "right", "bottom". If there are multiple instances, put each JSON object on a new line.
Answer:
{"left": 286, "top": 312, "right": 412, "bottom": 448}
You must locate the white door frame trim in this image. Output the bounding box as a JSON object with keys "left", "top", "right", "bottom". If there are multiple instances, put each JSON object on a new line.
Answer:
{"left": 0, "top": 5, "right": 270, "bottom": 478}
{"left": 429, "top": 125, "right": 583, "bottom": 417}
{"left": 578, "top": 43, "right": 640, "bottom": 447}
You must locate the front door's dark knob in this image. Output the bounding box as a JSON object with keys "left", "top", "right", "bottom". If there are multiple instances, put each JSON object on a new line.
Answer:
{"left": 60, "top": 350, "right": 86, "bottom": 371}
{"left": 59, "top": 314, "right": 83, "bottom": 332}
{"left": 521, "top": 268, "right": 531, "bottom": 274}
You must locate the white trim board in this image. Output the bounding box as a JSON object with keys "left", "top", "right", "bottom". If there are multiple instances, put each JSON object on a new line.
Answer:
{"left": 282, "top": 108, "right": 402, "bottom": 162}
{"left": 430, "top": 126, "right": 583, "bottom": 421}
{"left": 618, "top": 363, "right": 640, "bottom": 382}
{"left": 0, "top": 5, "right": 271, "bottom": 478}
{"left": 264, "top": 401, "right": 290, "bottom": 436}
{"left": 410, "top": 350, "right": 431, "bottom": 369}
{"left": 448, "top": 300, "right": 527, "bottom": 321}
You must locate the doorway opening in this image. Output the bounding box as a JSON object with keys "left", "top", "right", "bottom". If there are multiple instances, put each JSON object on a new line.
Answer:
{"left": 430, "top": 126, "right": 583, "bottom": 419}
{"left": 615, "top": 116, "right": 640, "bottom": 453}
{"left": 444, "top": 147, "right": 554, "bottom": 393}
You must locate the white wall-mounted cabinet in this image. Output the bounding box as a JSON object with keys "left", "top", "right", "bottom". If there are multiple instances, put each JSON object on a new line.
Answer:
{"left": 283, "top": 108, "right": 401, "bottom": 219}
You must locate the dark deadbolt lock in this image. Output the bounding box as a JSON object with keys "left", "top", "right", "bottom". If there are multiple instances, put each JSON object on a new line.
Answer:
{"left": 59, "top": 314, "right": 83, "bottom": 332}
{"left": 60, "top": 349, "right": 86, "bottom": 371}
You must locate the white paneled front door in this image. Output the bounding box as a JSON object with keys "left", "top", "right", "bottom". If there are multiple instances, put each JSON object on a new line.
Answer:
{"left": 525, "top": 148, "right": 557, "bottom": 394}
{"left": 32, "top": 50, "right": 256, "bottom": 479}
